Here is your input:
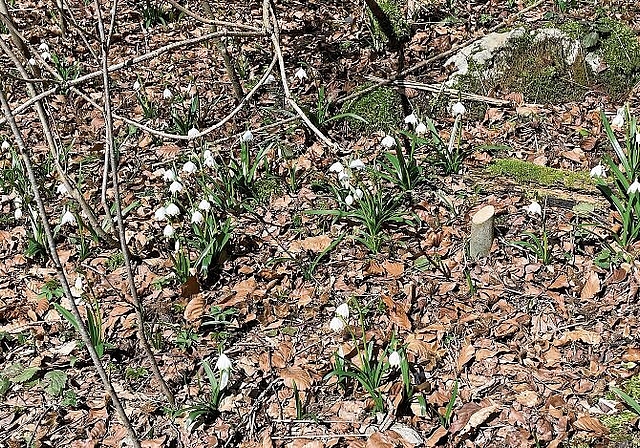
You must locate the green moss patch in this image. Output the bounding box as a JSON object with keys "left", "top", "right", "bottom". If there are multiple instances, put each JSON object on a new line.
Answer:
{"left": 341, "top": 84, "right": 404, "bottom": 133}
{"left": 367, "top": 0, "right": 410, "bottom": 51}
{"left": 486, "top": 158, "right": 591, "bottom": 188}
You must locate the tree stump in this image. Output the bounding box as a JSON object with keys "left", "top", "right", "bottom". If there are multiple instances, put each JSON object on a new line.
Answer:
{"left": 469, "top": 205, "right": 495, "bottom": 259}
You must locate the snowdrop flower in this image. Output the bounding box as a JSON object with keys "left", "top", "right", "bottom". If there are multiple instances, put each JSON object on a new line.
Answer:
{"left": 353, "top": 188, "right": 364, "bottom": 200}
{"left": 526, "top": 201, "right": 542, "bottom": 215}
{"left": 162, "top": 169, "right": 176, "bottom": 182}
{"left": 415, "top": 122, "right": 427, "bottom": 136}
{"left": 329, "top": 162, "right": 344, "bottom": 173}
{"left": 38, "top": 43, "right": 49, "bottom": 52}
{"left": 216, "top": 353, "right": 232, "bottom": 390}
{"left": 349, "top": 159, "right": 366, "bottom": 170}
{"left": 294, "top": 67, "right": 307, "bottom": 80}
{"left": 163, "top": 224, "right": 175, "bottom": 238}
{"left": 628, "top": 179, "right": 640, "bottom": 194}
{"left": 241, "top": 130, "right": 254, "bottom": 142}
{"left": 40, "top": 52, "right": 51, "bottom": 61}
{"left": 264, "top": 74, "right": 276, "bottom": 84}
{"left": 191, "top": 210, "right": 204, "bottom": 224}
{"left": 56, "top": 183, "right": 68, "bottom": 196}
{"left": 612, "top": 108, "right": 625, "bottom": 128}
{"left": 71, "top": 276, "right": 84, "bottom": 297}
{"left": 404, "top": 113, "right": 418, "bottom": 125}
{"left": 164, "top": 202, "right": 180, "bottom": 216}
{"left": 182, "top": 161, "right": 197, "bottom": 174}
{"left": 590, "top": 164, "right": 606, "bottom": 178}
{"left": 1, "top": 140, "right": 10, "bottom": 150}
{"left": 187, "top": 127, "right": 199, "bottom": 139}
{"left": 388, "top": 351, "right": 401, "bottom": 367}
{"left": 451, "top": 102, "right": 466, "bottom": 117}
{"left": 335, "top": 303, "right": 350, "bottom": 319}
{"left": 14, "top": 208, "right": 22, "bottom": 220}
{"left": 329, "top": 316, "right": 346, "bottom": 332}
{"left": 162, "top": 88, "right": 172, "bottom": 100}
{"left": 154, "top": 207, "right": 166, "bottom": 221}
{"left": 198, "top": 199, "right": 211, "bottom": 211}
{"left": 345, "top": 194, "right": 354, "bottom": 206}
{"left": 133, "top": 80, "right": 141, "bottom": 91}
{"left": 381, "top": 135, "right": 396, "bottom": 149}
{"left": 61, "top": 210, "right": 76, "bottom": 226}
{"left": 169, "top": 180, "right": 183, "bottom": 194}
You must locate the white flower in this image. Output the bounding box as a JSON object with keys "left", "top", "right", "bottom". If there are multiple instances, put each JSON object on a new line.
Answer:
{"left": 590, "top": 164, "right": 606, "bottom": 178}
{"left": 38, "top": 43, "right": 49, "bottom": 52}
{"left": 162, "top": 169, "right": 176, "bottom": 182}
{"left": 388, "top": 351, "right": 401, "bottom": 367}
{"left": 404, "top": 113, "right": 418, "bottom": 125}
{"left": 451, "top": 102, "right": 466, "bottom": 117}
{"left": 40, "top": 52, "right": 51, "bottom": 61}
{"left": 198, "top": 199, "right": 211, "bottom": 211}
{"left": 204, "top": 155, "right": 215, "bottom": 167}
{"left": 71, "top": 276, "right": 84, "bottom": 298}
{"left": 335, "top": 303, "right": 350, "bottom": 319}
{"left": 353, "top": 188, "right": 364, "bottom": 200}
{"left": 241, "top": 130, "right": 254, "bottom": 142}
{"left": 162, "top": 88, "right": 172, "bottom": 99}
{"left": 345, "top": 194, "right": 354, "bottom": 206}
{"left": 337, "top": 171, "right": 350, "bottom": 182}
{"left": 163, "top": 224, "right": 175, "bottom": 238}
{"left": 381, "top": 135, "right": 396, "bottom": 149}
{"left": 216, "top": 353, "right": 232, "bottom": 390}
{"left": 264, "top": 74, "right": 276, "bottom": 84}
{"left": 14, "top": 208, "right": 22, "bottom": 220}
{"left": 133, "top": 80, "right": 141, "bottom": 91}
{"left": 56, "top": 183, "right": 68, "bottom": 196}
{"left": 182, "top": 161, "right": 197, "bottom": 174}
{"left": 191, "top": 210, "right": 204, "bottom": 224}
{"left": 612, "top": 107, "right": 625, "bottom": 128}
{"left": 154, "top": 207, "right": 166, "bottom": 221}
{"left": 14, "top": 196, "right": 22, "bottom": 206}
{"left": 187, "top": 127, "right": 199, "bottom": 139}
{"left": 415, "top": 122, "right": 427, "bottom": 136}
{"left": 61, "top": 210, "right": 76, "bottom": 226}
{"left": 164, "top": 203, "right": 180, "bottom": 216}
{"left": 169, "top": 180, "right": 183, "bottom": 194}
{"left": 294, "top": 67, "right": 307, "bottom": 80}
{"left": 628, "top": 179, "right": 640, "bottom": 194}
{"left": 329, "top": 316, "right": 345, "bottom": 332}
{"left": 329, "top": 162, "right": 344, "bottom": 173}
{"left": 526, "top": 201, "right": 542, "bottom": 215}
{"left": 1, "top": 140, "right": 10, "bottom": 150}
{"left": 28, "top": 58, "right": 37, "bottom": 66}
{"left": 349, "top": 159, "right": 366, "bottom": 170}
{"left": 636, "top": 132, "right": 640, "bottom": 145}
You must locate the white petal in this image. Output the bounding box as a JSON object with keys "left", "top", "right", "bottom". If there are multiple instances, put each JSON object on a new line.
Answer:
{"left": 590, "top": 164, "right": 606, "bottom": 178}
{"left": 451, "top": 102, "right": 466, "bottom": 117}
{"left": 1, "top": 141, "right": 10, "bottom": 150}
{"left": 329, "top": 162, "right": 344, "bottom": 173}
{"left": 191, "top": 210, "right": 204, "bottom": 224}
{"left": 163, "top": 224, "right": 175, "bottom": 238}
{"left": 182, "top": 161, "right": 197, "bottom": 174}
{"left": 187, "top": 127, "right": 199, "bottom": 139}
{"left": 628, "top": 179, "right": 640, "bottom": 194}
{"left": 294, "top": 67, "right": 307, "bottom": 80}
{"left": 264, "top": 74, "right": 276, "bottom": 84}
{"left": 40, "top": 52, "right": 51, "bottom": 61}
{"left": 241, "top": 130, "right": 254, "bottom": 142}
{"left": 219, "top": 369, "right": 230, "bottom": 391}
{"left": 349, "top": 159, "right": 366, "bottom": 170}
{"left": 38, "top": 43, "right": 49, "bottom": 52}
{"left": 14, "top": 208, "right": 22, "bottom": 220}
{"left": 133, "top": 80, "right": 141, "bottom": 91}
{"left": 381, "top": 135, "right": 396, "bottom": 148}
{"left": 345, "top": 194, "right": 354, "bottom": 206}
{"left": 415, "top": 122, "right": 427, "bottom": 136}
{"left": 57, "top": 183, "right": 68, "bottom": 196}
{"left": 526, "top": 201, "right": 542, "bottom": 215}
{"left": 164, "top": 203, "right": 180, "bottom": 216}
{"left": 162, "top": 169, "right": 176, "bottom": 182}
{"left": 162, "top": 88, "right": 172, "bottom": 99}
{"left": 169, "top": 181, "right": 183, "bottom": 194}
{"left": 404, "top": 113, "right": 417, "bottom": 125}
{"left": 215, "top": 353, "right": 232, "bottom": 371}
{"left": 198, "top": 199, "right": 211, "bottom": 211}
{"left": 388, "top": 351, "right": 401, "bottom": 367}
{"left": 335, "top": 303, "right": 350, "bottom": 319}
{"left": 353, "top": 188, "right": 364, "bottom": 200}
{"left": 329, "top": 316, "right": 345, "bottom": 332}
{"left": 61, "top": 210, "right": 76, "bottom": 226}
{"left": 154, "top": 207, "right": 167, "bottom": 221}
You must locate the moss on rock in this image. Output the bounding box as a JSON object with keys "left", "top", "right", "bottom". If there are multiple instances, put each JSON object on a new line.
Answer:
{"left": 486, "top": 158, "right": 592, "bottom": 188}
{"left": 341, "top": 84, "right": 404, "bottom": 133}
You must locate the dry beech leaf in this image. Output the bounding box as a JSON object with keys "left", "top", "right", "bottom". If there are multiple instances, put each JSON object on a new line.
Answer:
{"left": 289, "top": 235, "right": 333, "bottom": 253}
{"left": 184, "top": 294, "right": 205, "bottom": 323}
{"left": 279, "top": 366, "right": 312, "bottom": 390}
{"left": 382, "top": 261, "right": 404, "bottom": 278}
{"left": 623, "top": 348, "right": 640, "bottom": 362}
{"left": 461, "top": 405, "right": 498, "bottom": 435}
{"left": 181, "top": 275, "right": 200, "bottom": 298}
{"left": 366, "top": 432, "right": 395, "bottom": 448}
{"left": 555, "top": 329, "right": 602, "bottom": 346}
{"left": 515, "top": 390, "right": 539, "bottom": 407}
{"left": 425, "top": 426, "right": 448, "bottom": 447}
{"left": 580, "top": 272, "right": 600, "bottom": 299}
{"left": 155, "top": 144, "right": 181, "bottom": 158}
{"left": 233, "top": 277, "right": 258, "bottom": 300}
{"left": 573, "top": 416, "right": 609, "bottom": 435}
{"left": 548, "top": 274, "right": 569, "bottom": 290}
{"left": 456, "top": 344, "right": 475, "bottom": 372}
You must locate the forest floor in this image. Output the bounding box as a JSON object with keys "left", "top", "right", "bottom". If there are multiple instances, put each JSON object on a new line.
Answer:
{"left": 1, "top": 0, "right": 640, "bottom": 447}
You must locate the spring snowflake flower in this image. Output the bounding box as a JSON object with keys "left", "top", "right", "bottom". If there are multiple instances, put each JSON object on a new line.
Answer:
{"left": 1, "top": 140, "right": 10, "bottom": 150}
{"left": 163, "top": 224, "right": 175, "bottom": 238}
{"left": 451, "top": 102, "right": 466, "bottom": 117}
{"left": 187, "top": 127, "right": 199, "bottom": 139}
{"left": 526, "top": 201, "right": 542, "bottom": 215}
{"left": 14, "top": 208, "right": 22, "bottom": 220}
{"left": 381, "top": 135, "right": 396, "bottom": 149}
{"left": 164, "top": 203, "right": 180, "bottom": 216}
{"left": 61, "top": 210, "right": 76, "bottom": 226}
{"left": 28, "top": 58, "right": 37, "bottom": 66}
{"left": 335, "top": 303, "right": 350, "bottom": 319}
{"left": 182, "top": 161, "right": 197, "bottom": 174}
{"left": 38, "top": 43, "right": 49, "bottom": 52}
{"left": 216, "top": 353, "right": 232, "bottom": 390}
{"left": 162, "top": 88, "right": 172, "bottom": 100}
{"left": 349, "top": 159, "right": 366, "bottom": 170}
{"left": 353, "top": 188, "right": 364, "bottom": 200}
{"left": 404, "top": 113, "right": 418, "bottom": 125}
{"left": 154, "top": 207, "right": 166, "bottom": 221}
{"left": 264, "top": 74, "right": 276, "bottom": 84}
{"left": 191, "top": 210, "right": 204, "bottom": 224}
{"left": 203, "top": 153, "right": 215, "bottom": 168}
{"left": 241, "top": 130, "right": 254, "bottom": 142}
{"left": 169, "top": 180, "right": 183, "bottom": 194}
{"left": 590, "top": 164, "right": 606, "bottom": 178}
{"left": 162, "top": 169, "right": 176, "bottom": 182}
{"left": 628, "top": 179, "right": 640, "bottom": 194}
{"left": 345, "top": 194, "right": 354, "bottom": 206}
{"left": 56, "top": 183, "right": 68, "bottom": 196}
{"left": 612, "top": 108, "right": 625, "bottom": 128}
{"left": 40, "top": 51, "right": 51, "bottom": 61}
{"left": 415, "top": 122, "right": 427, "bottom": 136}
{"left": 329, "top": 316, "right": 346, "bottom": 332}
{"left": 329, "top": 162, "right": 344, "bottom": 173}
{"left": 198, "top": 199, "right": 211, "bottom": 211}
{"left": 133, "top": 80, "right": 141, "bottom": 91}
{"left": 70, "top": 276, "right": 84, "bottom": 297}
{"left": 294, "top": 67, "right": 307, "bottom": 80}
{"left": 388, "top": 351, "right": 401, "bottom": 367}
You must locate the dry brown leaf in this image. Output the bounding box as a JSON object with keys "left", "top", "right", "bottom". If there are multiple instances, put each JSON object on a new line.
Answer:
{"left": 233, "top": 277, "right": 258, "bottom": 300}
{"left": 155, "top": 144, "right": 181, "bottom": 158}
{"left": 515, "top": 390, "right": 539, "bottom": 407}
{"left": 184, "top": 294, "right": 205, "bottom": 323}
{"left": 623, "top": 348, "right": 640, "bottom": 362}
{"left": 141, "top": 437, "right": 167, "bottom": 448}
{"left": 382, "top": 261, "right": 404, "bottom": 278}
{"left": 460, "top": 405, "right": 498, "bottom": 435}
{"left": 580, "top": 272, "right": 600, "bottom": 299}
{"left": 289, "top": 235, "right": 332, "bottom": 253}
{"left": 573, "top": 416, "right": 609, "bottom": 435}
{"left": 548, "top": 274, "right": 569, "bottom": 290}
{"left": 280, "top": 366, "right": 312, "bottom": 390}
{"left": 425, "top": 426, "right": 448, "bottom": 447}
{"left": 556, "top": 329, "right": 602, "bottom": 346}
{"left": 456, "top": 344, "right": 475, "bottom": 372}
{"left": 366, "top": 432, "right": 395, "bottom": 448}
